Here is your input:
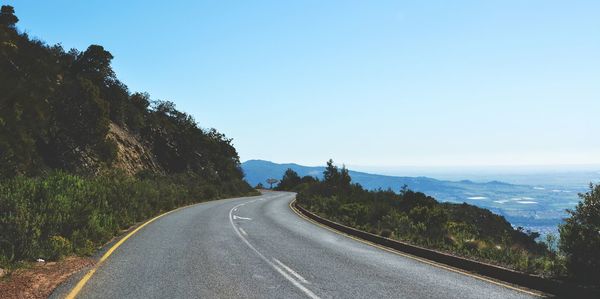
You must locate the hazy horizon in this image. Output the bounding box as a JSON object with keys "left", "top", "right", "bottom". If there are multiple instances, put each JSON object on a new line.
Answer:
{"left": 244, "top": 159, "right": 600, "bottom": 188}
{"left": 246, "top": 158, "right": 600, "bottom": 173}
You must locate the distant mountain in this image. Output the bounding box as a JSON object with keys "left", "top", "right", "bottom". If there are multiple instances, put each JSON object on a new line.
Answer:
{"left": 242, "top": 159, "right": 583, "bottom": 235}
{"left": 242, "top": 159, "right": 514, "bottom": 196}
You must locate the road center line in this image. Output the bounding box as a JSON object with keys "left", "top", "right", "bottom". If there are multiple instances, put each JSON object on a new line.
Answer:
{"left": 229, "top": 202, "right": 320, "bottom": 299}
{"left": 273, "top": 258, "right": 310, "bottom": 284}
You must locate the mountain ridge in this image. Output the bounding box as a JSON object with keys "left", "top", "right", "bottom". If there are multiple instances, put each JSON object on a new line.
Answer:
{"left": 242, "top": 159, "right": 523, "bottom": 190}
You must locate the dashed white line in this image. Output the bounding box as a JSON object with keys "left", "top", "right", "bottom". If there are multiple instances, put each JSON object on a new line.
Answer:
{"left": 229, "top": 202, "right": 320, "bottom": 299}
{"left": 273, "top": 258, "right": 309, "bottom": 284}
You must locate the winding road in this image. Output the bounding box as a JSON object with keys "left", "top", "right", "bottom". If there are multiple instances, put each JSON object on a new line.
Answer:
{"left": 53, "top": 191, "right": 538, "bottom": 298}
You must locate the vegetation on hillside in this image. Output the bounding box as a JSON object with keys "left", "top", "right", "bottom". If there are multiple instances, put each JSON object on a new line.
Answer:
{"left": 279, "top": 160, "right": 600, "bottom": 285}
{"left": 0, "top": 171, "right": 251, "bottom": 266}
{"left": 559, "top": 183, "right": 600, "bottom": 285}
{"left": 0, "top": 6, "right": 255, "bottom": 268}
{"left": 0, "top": 5, "right": 244, "bottom": 179}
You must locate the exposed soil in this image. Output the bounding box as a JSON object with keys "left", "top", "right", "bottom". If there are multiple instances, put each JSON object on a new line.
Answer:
{"left": 0, "top": 257, "right": 94, "bottom": 299}
{"left": 107, "top": 122, "right": 164, "bottom": 176}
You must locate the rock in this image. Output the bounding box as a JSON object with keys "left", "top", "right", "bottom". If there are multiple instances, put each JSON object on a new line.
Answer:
{"left": 0, "top": 268, "right": 5, "bottom": 278}
{"left": 36, "top": 258, "right": 45, "bottom": 263}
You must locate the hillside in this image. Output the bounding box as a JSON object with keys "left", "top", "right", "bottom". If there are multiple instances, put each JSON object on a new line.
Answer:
{"left": 0, "top": 5, "right": 254, "bottom": 270}
{"left": 276, "top": 161, "right": 553, "bottom": 276}
{"left": 106, "top": 122, "right": 163, "bottom": 175}
{"left": 0, "top": 5, "right": 246, "bottom": 182}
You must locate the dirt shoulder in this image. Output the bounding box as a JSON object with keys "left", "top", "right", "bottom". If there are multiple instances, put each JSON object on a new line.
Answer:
{"left": 0, "top": 257, "right": 94, "bottom": 299}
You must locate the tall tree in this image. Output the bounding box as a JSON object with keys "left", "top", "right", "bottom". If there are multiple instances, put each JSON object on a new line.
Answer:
{"left": 74, "top": 45, "right": 115, "bottom": 83}
{"left": 266, "top": 178, "right": 278, "bottom": 189}
{"left": 322, "top": 159, "right": 351, "bottom": 195}
{"left": 0, "top": 5, "right": 18, "bottom": 28}
{"left": 276, "top": 168, "right": 301, "bottom": 190}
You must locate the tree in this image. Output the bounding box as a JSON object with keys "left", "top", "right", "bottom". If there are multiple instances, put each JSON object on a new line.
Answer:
{"left": 276, "top": 168, "right": 301, "bottom": 190}
{"left": 0, "top": 4, "right": 250, "bottom": 190}
{"left": 300, "top": 175, "right": 316, "bottom": 184}
{"left": 0, "top": 5, "right": 18, "bottom": 28}
{"left": 255, "top": 182, "right": 265, "bottom": 189}
{"left": 322, "top": 159, "right": 351, "bottom": 195}
{"left": 323, "top": 159, "right": 337, "bottom": 182}
{"left": 266, "top": 178, "right": 278, "bottom": 189}
{"left": 126, "top": 92, "right": 150, "bottom": 132}
{"left": 74, "top": 45, "right": 115, "bottom": 84}
{"left": 559, "top": 183, "right": 600, "bottom": 284}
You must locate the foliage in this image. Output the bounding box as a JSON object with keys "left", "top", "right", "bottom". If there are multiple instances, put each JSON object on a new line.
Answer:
{"left": 0, "top": 6, "right": 256, "bottom": 268}
{"left": 559, "top": 184, "right": 600, "bottom": 284}
{"left": 0, "top": 6, "right": 248, "bottom": 185}
{"left": 46, "top": 236, "right": 72, "bottom": 260}
{"left": 275, "top": 169, "right": 301, "bottom": 191}
{"left": 284, "top": 160, "right": 564, "bottom": 277}
{"left": 0, "top": 5, "right": 18, "bottom": 27}
{"left": 0, "top": 171, "right": 254, "bottom": 266}
{"left": 266, "top": 178, "right": 278, "bottom": 189}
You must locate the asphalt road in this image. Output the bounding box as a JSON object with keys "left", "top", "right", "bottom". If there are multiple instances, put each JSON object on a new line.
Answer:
{"left": 53, "top": 191, "right": 538, "bottom": 299}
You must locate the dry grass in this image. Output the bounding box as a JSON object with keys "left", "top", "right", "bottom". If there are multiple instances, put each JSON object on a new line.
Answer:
{"left": 0, "top": 257, "right": 94, "bottom": 299}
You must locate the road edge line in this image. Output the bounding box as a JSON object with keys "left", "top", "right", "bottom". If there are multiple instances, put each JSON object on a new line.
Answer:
{"left": 64, "top": 194, "right": 260, "bottom": 299}
{"left": 288, "top": 198, "right": 544, "bottom": 297}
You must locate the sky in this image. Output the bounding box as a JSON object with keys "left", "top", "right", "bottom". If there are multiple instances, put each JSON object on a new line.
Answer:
{"left": 5, "top": 0, "right": 600, "bottom": 168}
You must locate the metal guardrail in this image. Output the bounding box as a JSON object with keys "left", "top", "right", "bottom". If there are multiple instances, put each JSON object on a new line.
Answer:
{"left": 293, "top": 200, "right": 599, "bottom": 298}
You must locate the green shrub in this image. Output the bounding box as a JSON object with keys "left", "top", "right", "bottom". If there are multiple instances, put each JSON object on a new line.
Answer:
{"left": 380, "top": 229, "right": 393, "bottom": 238}
{"left": 46, "top": 235, "right": 72, "bottom": 260}
{"left": 559, "top": 184, "right": 600, "bottom": 285}
{"left": 75, "top": 239, "right": 96, "bottom": 257}
{"left": 290, "top": 159, "right": 559, "bottom": 279}
{"left": 0, "top": 171, "right": 253, "bottom": 266}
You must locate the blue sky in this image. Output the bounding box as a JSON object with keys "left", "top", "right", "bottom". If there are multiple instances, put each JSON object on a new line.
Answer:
{"left": 6, "top": 0, "right": 600, "bottom": 168}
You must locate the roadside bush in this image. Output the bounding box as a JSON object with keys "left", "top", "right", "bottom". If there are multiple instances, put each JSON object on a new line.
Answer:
{"left": 289, "top": 159, "right": 556, "bottom": 278}
{"left": 380, "top": 229, "right": 393, "bottom": 238}
{"left": 71, "top": 231, "right": 96, "bottom": 256}
{"left": 45, "top": 236, "right": 72, "bottom": 260}
{"left": 0, "top": 171, "right": 254, "bottom": 268}
{"left": 559, "top": 183, "right": 600, "bottom": 285}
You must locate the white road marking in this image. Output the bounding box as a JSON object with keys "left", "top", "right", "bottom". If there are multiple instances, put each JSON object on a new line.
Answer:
{"left": 239, "top": 227, "right": 248, "bottom": 236}
{"left": 229, "top": 202, "right": 320, "bottom": 299}
{"left": 273, "top": 258, "right": 309, "bottom": 284}
{"left": 233, "top": 215, "right": 252, "bottom": 220}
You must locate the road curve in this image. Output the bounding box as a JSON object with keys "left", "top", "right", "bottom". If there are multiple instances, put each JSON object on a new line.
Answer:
{"left": 53, "top": 191, "right": 537, "bottom": 299}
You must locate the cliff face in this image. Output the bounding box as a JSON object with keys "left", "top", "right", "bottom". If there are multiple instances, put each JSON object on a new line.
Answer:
{"left": 106, "top": 122, "right": 163, "bottom": 176}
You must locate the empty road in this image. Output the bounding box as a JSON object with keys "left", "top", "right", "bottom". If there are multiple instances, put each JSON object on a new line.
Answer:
{"left": 54, "top": 191, "right": 538, "bottom": 298}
